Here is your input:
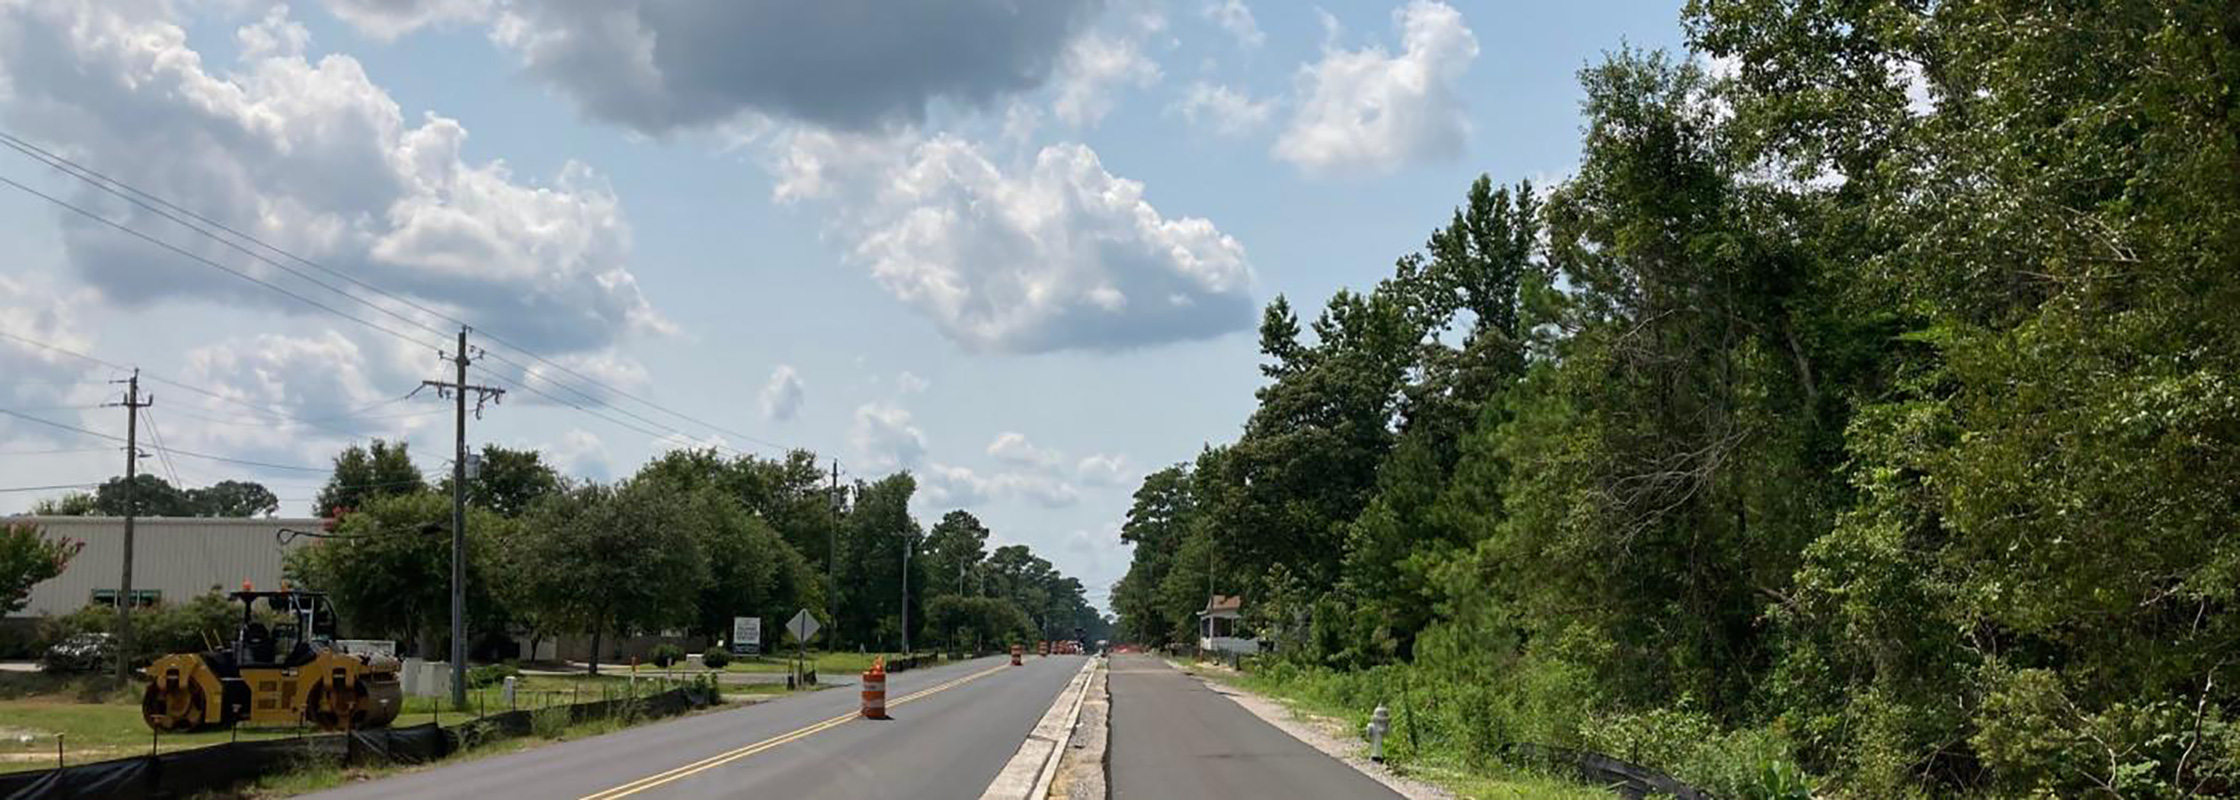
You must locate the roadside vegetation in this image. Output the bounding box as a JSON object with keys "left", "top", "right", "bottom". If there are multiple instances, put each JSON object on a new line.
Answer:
{"left": 1113, "top": 3, "right": 2240, "bottom": 797}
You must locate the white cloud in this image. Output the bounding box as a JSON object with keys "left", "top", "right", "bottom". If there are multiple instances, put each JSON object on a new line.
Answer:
{"left": 1053, "top": 32, "right": 1162, "bottom": 128}
{"left": 850, "top": 401, "right": 926, "bottom": 471}
{"left": 760, "top": 365, "right": 805, "bottom": 421}
{"left": 467, "top": 0, "right": 1101, "bottom": 133}
{"left": 986, "top": 432, "right": 1061, "bottom": 468}
{"left": 1075, "top": 453, "right": 1130, "bottom": 487}
{"left": 1174, "top": 81, "right": 1276, "bottom": 138}
{"left": 323, "top": 0, "right": 491, "bottom": 39}
{"left": 1202, "top": 0, "right": 1265, "bottom": 48}
{"left": 0, "top": 3, "right": 664, "bottom": 354}
{"left": 896, "top": 371, "right": 930, "bottom": 394}
{"left": 547, "top": 428, "right": 609, "bottom": 480}
{"left": 921, "top": 463, "right": 1080, "bottom": 509}
{"left": 774, "top": 130, "right": 1256, "bottom": 353}
{"left": 1273, "top": 0, "right": 1479, "bottom": 176}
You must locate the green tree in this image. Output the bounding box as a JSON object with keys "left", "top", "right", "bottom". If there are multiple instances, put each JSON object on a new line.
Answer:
{"left": 284, "top": 492, "right": 513, "bottom": 656}
{"left": 517, "top": 480, "right": 708, "bottom": 674}
{"left": 186, "top": 480, "right": 279, "bottom": 517}
{"left": 93, "top": 474, "right": 194, "bottom": 516}
{"left": 443, "top": 444, "right": 562, "bottom": 517}
{"left": 1, "top": 523, "right": 80, "bottom": 616}
{"left": 29, "top": 491, "right": 97, "bottom": 516}
{"left": 313, "top": 439, "right": 426, "bottom": 516}
{"left": 922, "top": 510, "right": 989, "bottom": 600}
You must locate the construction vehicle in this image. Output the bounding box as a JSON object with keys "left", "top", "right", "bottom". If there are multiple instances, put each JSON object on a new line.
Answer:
{"left": 142, "top": 589, "right": 403, "bottom": 732}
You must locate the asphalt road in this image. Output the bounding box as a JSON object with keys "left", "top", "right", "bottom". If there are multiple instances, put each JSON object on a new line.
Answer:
{"left": 311, "top": 654, "right": 1087, "bottom": 800}
{"left": 1108, "top": 654, "right": 1402, "bottom": 800}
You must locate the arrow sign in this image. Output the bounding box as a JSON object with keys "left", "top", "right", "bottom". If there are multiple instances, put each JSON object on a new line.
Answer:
{"left": 786, "top": 609, "right": 821, "bottom": 644}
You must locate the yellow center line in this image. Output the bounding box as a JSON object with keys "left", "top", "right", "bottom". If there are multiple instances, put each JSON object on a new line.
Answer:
{"left": 579, "top": 663, "right": 1015, "bottom": 800}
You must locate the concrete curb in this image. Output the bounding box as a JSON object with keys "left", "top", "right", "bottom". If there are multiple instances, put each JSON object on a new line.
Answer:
{"left": 1055, "top": 658, "right": 1109, "bottom": 800}
{"left": 978, "top": 658, "right": 1097, "bottom": 800}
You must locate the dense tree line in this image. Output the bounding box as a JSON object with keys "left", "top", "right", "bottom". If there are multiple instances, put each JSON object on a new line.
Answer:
{"left": 285, "top": 440, "right": 1106, "bottom": 674}
{"left": 1114, "top": 3, "right": 2238, "bottom": 795}
{"left": 31, "top": 475, "right": 279, "bottom": 518}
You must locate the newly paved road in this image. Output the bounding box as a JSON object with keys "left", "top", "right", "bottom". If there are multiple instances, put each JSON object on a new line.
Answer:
{"left": 312, "top": 654, "right": 1086, "bottom": 800}
{"left": 1108, "top": 654, "right": 1402, "bottom": 800}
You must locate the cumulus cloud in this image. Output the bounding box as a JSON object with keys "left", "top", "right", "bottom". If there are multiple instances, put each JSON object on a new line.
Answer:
{"left": 324, "top": 0, "right": 490, "bottom": 39}
{"left": 0, "top": 3, "right": 664, "bottom": 354}
{"left": 1053, "top": 31, "right": 1162, "bottom": 128}
{"left": 1075, "top": 453, "right": 1130, "bottom": 487}
{"left": 547, "top": 428, "right": 609, "bottom": 480}
{"left": 986, "top": 432, "right": 1061, "bottom": 469}
{"left": 775, "top": 131, "right": 1256, "bottom": 353}
{"left": 160, "top": 330, "right": 446, "bottom": 472}
{"left": 457, "top": 0, "right": 1102, "bottom": 133}
{"left": 1174, "top": 82, "right": 1276, "bottom": 138}
{"left": 850, "top": 401, "right": 927, "bottom": 471}
{"left": 921, "top": 463, "right": 1081, "bottom": 509}
{"left": 0, "top": 274, "right": 107, "bottom": 443}
{"left": 760, "top": 365, "right": 805, "bottom": 421}
{"left": 896, "top": 371, "right": 931, "bottom": 395}
{"left": 1202, "top": 0, "right": 1265, "bottom": 48}
{"left": 1274, "top": 0, "right": 1479, "bottom": 176}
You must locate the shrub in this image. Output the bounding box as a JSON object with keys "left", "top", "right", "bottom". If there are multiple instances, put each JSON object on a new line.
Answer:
{"left": 467, "top": 662, "right": 520, "bottom": 689}
{"left": 39, "top": 592, "right": 237, "bottom": 668}
{"left": 648, "top": 644, "right": 685, "bottom": 668}
{"left": 700, "top": 647, "right": 730, "bottom": 669}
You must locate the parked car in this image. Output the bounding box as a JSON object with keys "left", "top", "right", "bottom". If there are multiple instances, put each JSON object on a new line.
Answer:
{"left": 41, "top": 633, "right": 115, "bottom": 673}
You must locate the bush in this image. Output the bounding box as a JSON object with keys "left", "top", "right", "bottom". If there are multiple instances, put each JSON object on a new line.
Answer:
{"left": 700, "top": 647, "right": 730, "bottom": 669}
{"left": 468, "top": 662, "right": 520, "bottom": 689}
{"left": 39, "top": 592, "right": 238, "bottom": 668}
{"left": 648, "top": 644, "right": 685, "bottom": 668}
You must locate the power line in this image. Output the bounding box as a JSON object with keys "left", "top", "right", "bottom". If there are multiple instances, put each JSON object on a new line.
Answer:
{"left": 0, "top": 173, "right": 447, "bottom": 355}
{"left": 0, "top": 483, "right": 101, "bottom": 495}
{"left": 0, "top": 329, "right": 392, "bottom": 441}
{"left": 0, "top": 407, "right": 327, "bottom": 473}
{"left": 0, "top": 131, "right": 808, "bottom": 458}
{"left": 139, "top": 408, "right": 183, "bottom": 486}
{"left": 0, "top": 447, "right": 111, "bottom": 456}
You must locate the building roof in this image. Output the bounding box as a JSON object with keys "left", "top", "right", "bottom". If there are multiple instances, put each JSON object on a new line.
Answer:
{"left": 1203, "top": 594, "right": 1243, "bottom": 614}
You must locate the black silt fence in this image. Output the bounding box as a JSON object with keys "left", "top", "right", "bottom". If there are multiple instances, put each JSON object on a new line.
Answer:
{"left": 0, "top": 687, "right": 717, "bottom": 800}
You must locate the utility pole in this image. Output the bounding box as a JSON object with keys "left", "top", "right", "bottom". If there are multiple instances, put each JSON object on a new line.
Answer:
{"left": 105, "top": 370, "right": 150, "bottom": 686}
{"left": 827, "top": 459, "right": 840, "bottom": 648}
{"left": 900, "top": 536, "right": 911, "bottom": 655}
{"left": 422, "top": 327, "right": 503, "bottom": 711}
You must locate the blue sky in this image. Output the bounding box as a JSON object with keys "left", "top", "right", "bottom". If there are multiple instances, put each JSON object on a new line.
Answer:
{"left": 0, "top": 0, "right": 1690, "bottom": 607}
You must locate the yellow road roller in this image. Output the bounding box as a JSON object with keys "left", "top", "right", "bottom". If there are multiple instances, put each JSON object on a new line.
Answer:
{"left": 143, "top": 589, "right": 403, "bottom": 732}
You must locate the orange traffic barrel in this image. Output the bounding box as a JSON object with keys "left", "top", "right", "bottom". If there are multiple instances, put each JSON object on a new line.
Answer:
{"left": 1010, "top": 644, "right": 1023, "bottom": 666}
{"left": 860, "top": 657, "right": 888, "bottom": 719}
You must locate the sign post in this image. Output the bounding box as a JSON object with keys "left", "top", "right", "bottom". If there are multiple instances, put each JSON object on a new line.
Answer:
{"left": 786, "top": 609, "right": 821, "bottom": 689}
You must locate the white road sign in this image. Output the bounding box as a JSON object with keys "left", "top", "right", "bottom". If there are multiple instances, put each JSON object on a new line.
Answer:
{"left": 731, "top": 617, "right": 762, "bottom": 655}
{"left": 786, "top": 609, "right": 821, "bottom": 644}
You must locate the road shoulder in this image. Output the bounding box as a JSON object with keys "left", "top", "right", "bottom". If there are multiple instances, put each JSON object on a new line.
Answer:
{"left": 1173, "top": 661, "right": 1453, "bottom": 800}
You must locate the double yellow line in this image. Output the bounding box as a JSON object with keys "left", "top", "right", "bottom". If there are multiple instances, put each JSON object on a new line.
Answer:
{"left": 579, "top": 663, "right": 1013, "bottom": 800}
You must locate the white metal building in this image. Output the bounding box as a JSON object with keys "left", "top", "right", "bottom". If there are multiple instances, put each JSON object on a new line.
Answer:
{"left": 4, "top": 516, "right": 319, "bottom": 619}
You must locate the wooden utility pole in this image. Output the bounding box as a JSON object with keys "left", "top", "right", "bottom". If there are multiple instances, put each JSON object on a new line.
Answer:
{"left": 106, "top": 370, "right": 150, "bottom": 686}
{"left": 422, "top": 328, "right": 503, "bottom": 710}
{"left": 828, "top": 459, "right": 840, "bottom": 648}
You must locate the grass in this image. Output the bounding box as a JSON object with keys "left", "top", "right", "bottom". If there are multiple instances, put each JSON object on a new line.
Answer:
{"left": 195, "top": 712, "right": 646, "bottom": 799}
{"left": 1181, "top": 662, "right": 1616, "bottom": 800}
{"left": 719, "top": 651, "right": 916, "bottom": 675}
{"left": 0, "top": 666, "right": 793, "bottom": 775}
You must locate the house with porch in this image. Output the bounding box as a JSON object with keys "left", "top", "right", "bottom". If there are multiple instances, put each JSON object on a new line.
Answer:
{"left": 1196, "top": 594, "right": 1261, "bottom": 655}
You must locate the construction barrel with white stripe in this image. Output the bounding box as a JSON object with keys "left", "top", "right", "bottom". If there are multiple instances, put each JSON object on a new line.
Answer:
{"left": 860, "top": 657, "right": 888, "bottom": 719}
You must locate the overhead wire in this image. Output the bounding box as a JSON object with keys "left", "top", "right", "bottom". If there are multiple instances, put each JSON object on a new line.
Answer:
{"left": 0, "top": 130, "right": 812, "bottom": 458}
{"left": 0, "top": 407, "right": 328, "bottom": 473}
{"left": 139, "top": 407, "right": 184, "bottom": 486}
